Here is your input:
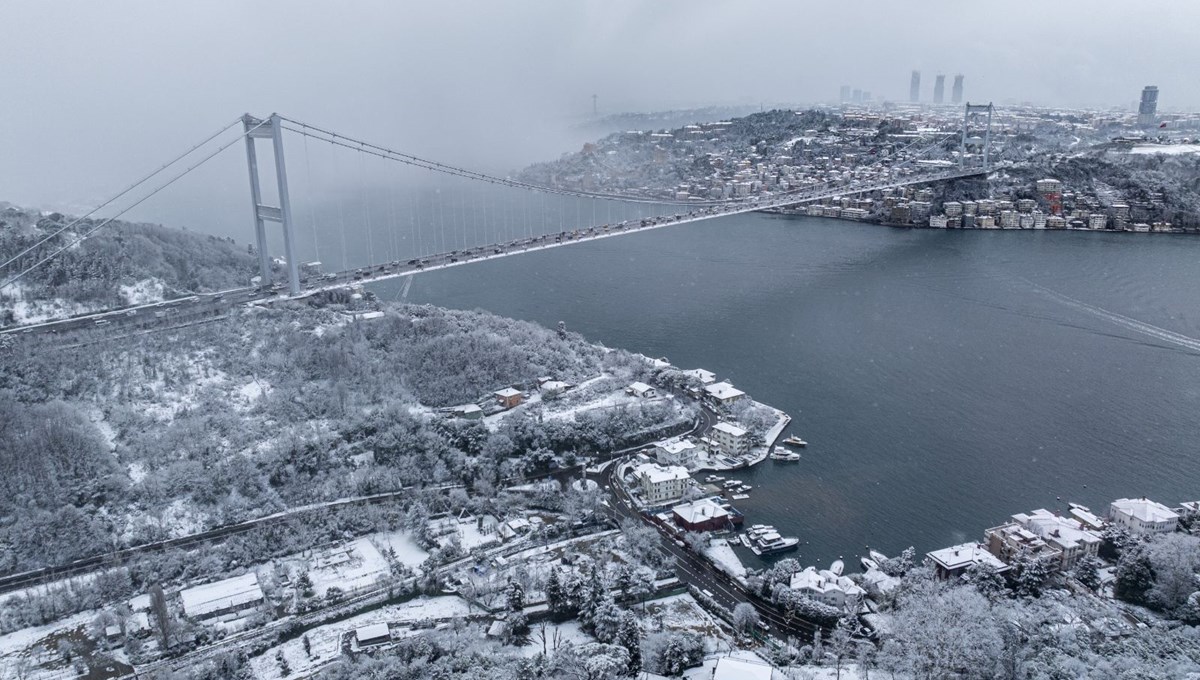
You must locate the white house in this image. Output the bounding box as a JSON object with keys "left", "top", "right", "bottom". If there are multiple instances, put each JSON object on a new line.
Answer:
{"left": 634, "top": 463, "right": 690, "bottom": 505}
{"left": 627, "top": 381, "right": 657, "bottom": 398}
{"left": 683, "top": 368, "right": 717, "bottom": 385}
{"left": 654, "top": 438, "right": 698, "bottom": 468}
{"left": 1109, "top": 498, "right": 1179, "bottom": 536}
{"left": 789, "top": 566, "right": 865, "bottom": 611}
{"left": 707, "top": 421, "right": 750, "bottom": 457}
{"left": 704, "top": 381, "right": 746, "bottom": 407}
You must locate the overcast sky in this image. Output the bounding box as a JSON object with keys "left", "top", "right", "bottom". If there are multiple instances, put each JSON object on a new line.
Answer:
{"left": 3, "top": 0, "right": 1197, "bottom": 232}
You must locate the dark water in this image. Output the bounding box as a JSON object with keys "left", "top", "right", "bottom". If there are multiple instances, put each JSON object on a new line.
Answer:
{"left": 369, "top": 212, "right": 1200, "bottom": 570}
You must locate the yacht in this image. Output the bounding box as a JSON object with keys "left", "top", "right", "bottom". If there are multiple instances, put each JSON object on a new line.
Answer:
{"left": 704, "top": 475, "right": 725, "bottom": 484}
{"left": 770, "top": 449, "right": 801, "bottom": 461}
{"left": 747, "top": 527, "right": 800, "bottom": 556}
{"left": 782, "top": 435, "right": 808, "bottom": 448}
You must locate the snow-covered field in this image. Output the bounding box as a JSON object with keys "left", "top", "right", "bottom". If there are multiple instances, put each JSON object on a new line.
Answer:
{"left": 370, "top": 531, "right": 430, "bottom": 574}
{"left": 119, "top": 278, "right": 166, "bottom": 306}
{"left": 248, "top": 596, "right": 473, "bottom": 680}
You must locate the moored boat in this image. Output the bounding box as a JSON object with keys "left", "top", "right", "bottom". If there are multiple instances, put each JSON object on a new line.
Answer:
{"left": 782, "top": 435, "right": 808, "bottom": 447}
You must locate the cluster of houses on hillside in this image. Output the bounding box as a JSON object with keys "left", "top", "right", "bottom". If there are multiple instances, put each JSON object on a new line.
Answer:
{"left": 927, "top": 496, "right": 1195, "bottom": 580}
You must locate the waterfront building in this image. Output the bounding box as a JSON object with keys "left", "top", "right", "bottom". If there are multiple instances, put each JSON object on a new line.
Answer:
{"left": 707, "top": 421, "right": 751, "bottom": 458}
{"left": 943, "top": 201, "right": 963, "bottom": 217}
{"left": 984, "top": 522, "right": 1063, "bottom": 566}
{"left": 635, "top": 463, "right": 691, "bottom": 505}
{"left": 1010, "top": 509, "right": 1102, "bottom": 569}
{"left": 1109, "top": 498, "right": 1179, "bottom": 536}
{"left": 927, "top": 542, "right": 1009, "bottom": 580}
{"left": 704, "top": 381, "right": 747, "bottom": 407}
{"left": 671, "top": 497, "right": 732, "bottom": 532}
{"left": 929, "top": 215, "right": 949, "bottom": 228}
{"left": 1089, "top": 214, "right": 1108, "bottom": 230}
{"left": 683, "top": 368, "right": 717, "bottom": 385}
{"left": 790, "top": 566, "right": 866, "bottom": 610}
{"left": 655, "top": 437, "right": 698, "bottom": 468}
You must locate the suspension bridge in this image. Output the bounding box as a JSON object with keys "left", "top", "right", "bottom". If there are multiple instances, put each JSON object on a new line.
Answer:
{"left": 0, "top": 109, "right": 993, "bottom": 336}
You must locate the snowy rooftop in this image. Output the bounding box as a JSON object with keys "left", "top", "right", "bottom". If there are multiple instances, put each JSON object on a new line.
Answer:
{"left": 1014, "top": 509, "right": 1101, "bottom": 551}
{"left": 672, "top": 498, "right": 729, "bottom": 525}
{"left": 356, "top": 622, "right": 390, "bottom": 642}
{"left": 713, "top": 657, "right": 773, "bottom": 680}
{"left": 1068, "top": 503, "right": 1106, "bottom": 530}
{"left": 683, "top": 368, "right": 717, "bottom": 384}
{"left": 704, "top": 381, "right": 746, "bottom": 401}
{"left": 789, "top": 566, "right": 865, "bottom": 598}
{"left": 636, "top": 463, "right": 690, "bottom": 484}
{"left": 657, "top": 438, "right": 696, "bottom": 454}
{"left": 494, "top": 387, "right": 522, "bottom": 398}
{"left": 926, "top": 542, "right": 1007, "bottom": 572}
{"left": 712, "top": 421, "right": 747, "bottom": 437}
{"left": 628, "top": 381, "right": 656, "bottom": 393}
{"left": 1110, "top": 498, "right": 1179, "bottom": 523}
{"left": 179, "top": 572, "right": 264, "bottom": 619}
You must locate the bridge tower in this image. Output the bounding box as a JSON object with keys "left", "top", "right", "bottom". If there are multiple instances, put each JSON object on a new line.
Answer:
{"left": 960, "top": 102, "right": 994, "bottom": 171}
{"left": 242, "top": 113, "right": 301, "bottom": 295}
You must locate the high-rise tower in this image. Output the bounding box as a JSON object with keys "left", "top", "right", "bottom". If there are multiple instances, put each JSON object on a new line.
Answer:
{"left": 1138, "top": 85, "right": 1159, "bottom": 126}
{"left": 951, "top": 75, "right": 964, "bottom": 104}
{"left": 910, "top": 70, "right": 921, "bottom": 103}
{"left": 933, "top": 74, "right": 946, "bottom": 104}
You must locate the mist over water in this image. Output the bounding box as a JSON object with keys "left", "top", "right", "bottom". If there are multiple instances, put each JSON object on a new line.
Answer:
{"left": 326, "top": 203, "right": 1200, "bottom": 568}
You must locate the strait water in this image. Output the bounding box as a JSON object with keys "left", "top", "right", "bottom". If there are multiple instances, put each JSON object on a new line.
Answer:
{"left": 373, "top": 212, "right": 1200, "bottom": 570}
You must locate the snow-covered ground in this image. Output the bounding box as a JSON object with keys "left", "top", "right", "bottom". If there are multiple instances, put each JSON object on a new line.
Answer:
{"left": 703, "top": 539, "right": 747, "bottom": 580}
{"left": 119, "top": 278, "right": 166, "bottom": 306}
{"left": 1, "top": 282, "right": 94, "bottom": 325}
{"left": 248, "top": 596, "right": 473, "bottom": 680}
{"left": 370, "top": 531, "right": 430, "bottom": 574}
{"left": 516, "top": 621, "right": 593, "bottom": 657}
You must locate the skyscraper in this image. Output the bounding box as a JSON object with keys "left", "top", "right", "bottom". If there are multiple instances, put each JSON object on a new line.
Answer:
{"left": 910, "top": 70, "right": 921, "bottom": 103}
{"left": 952, "top": 75, "right": 964, "bottom": 104}
{"left": 933, "top": 74, "right": 946, "bottom": 104}
{"left": 840, "top": 85, "right": 851, "bottom": 103}
{"left": 1138, "top": 85, "right": 1159, "bottom": 126}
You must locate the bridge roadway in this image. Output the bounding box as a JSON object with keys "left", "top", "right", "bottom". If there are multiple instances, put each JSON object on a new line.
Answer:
{"left": 1, "top": 166, "right": 986, "bottom": 338}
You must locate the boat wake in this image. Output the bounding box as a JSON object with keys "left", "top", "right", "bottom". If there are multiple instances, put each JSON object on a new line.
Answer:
{"left": 1024, "top": 279, "right": 1200, "bottom": 354}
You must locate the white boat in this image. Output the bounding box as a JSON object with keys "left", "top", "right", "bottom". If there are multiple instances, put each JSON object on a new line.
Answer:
{"left": 782, "top": 435, "right": 808, "bottom": 447}
{"left": 748, "top": 528, "right": 801, "bottom": 556}
{"left": 830, "top": 559, "right": 844, "bottom": 576}
{"left": 861, "top": 557, "right": 880, "bottom": 572}
{"left": 722, "top": 480, "right": 741, "bottom": 489}
{"left": 731, "top": 493, "right": 750, "bottom": 500}
{"left": 770, "top": 449, "right": 801, "bottom": 461}
{"left": 869, "top": 549, "right": 890, "bottom": 564}
{"left": 739, "top": 485, "right": 752, "bottom": 491}
{"left": 704, "top": 475, "right": 725, "bottom": 484}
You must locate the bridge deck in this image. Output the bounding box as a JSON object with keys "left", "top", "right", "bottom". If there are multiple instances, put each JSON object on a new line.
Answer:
{"left": 2, "top": 167, "right": 987, "bottom": 336}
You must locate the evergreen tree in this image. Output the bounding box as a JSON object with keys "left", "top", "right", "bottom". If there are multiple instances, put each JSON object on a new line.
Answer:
{"left": 506, "top": 578, "right": 526, "bottom": 613}
{"left": 616, "top": 611, "right": 642, "bottom": 675}
{"left": 1073, "top": 555, "right": 1102, "bottom": 592}
{"left": 546, "top": 568, "right": 568, "bottom": 616}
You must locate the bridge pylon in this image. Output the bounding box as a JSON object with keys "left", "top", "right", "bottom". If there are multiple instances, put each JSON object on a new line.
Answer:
{"left": 242, "top": 113, "right": 300, "bottom": 295}
{"left": 961, "top": 102, "right": 994, "bottom": 172}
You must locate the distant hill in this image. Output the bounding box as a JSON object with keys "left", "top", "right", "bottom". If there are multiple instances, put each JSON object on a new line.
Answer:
{"left": 0, "top": 203, "right": 256, "bottom": 325}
